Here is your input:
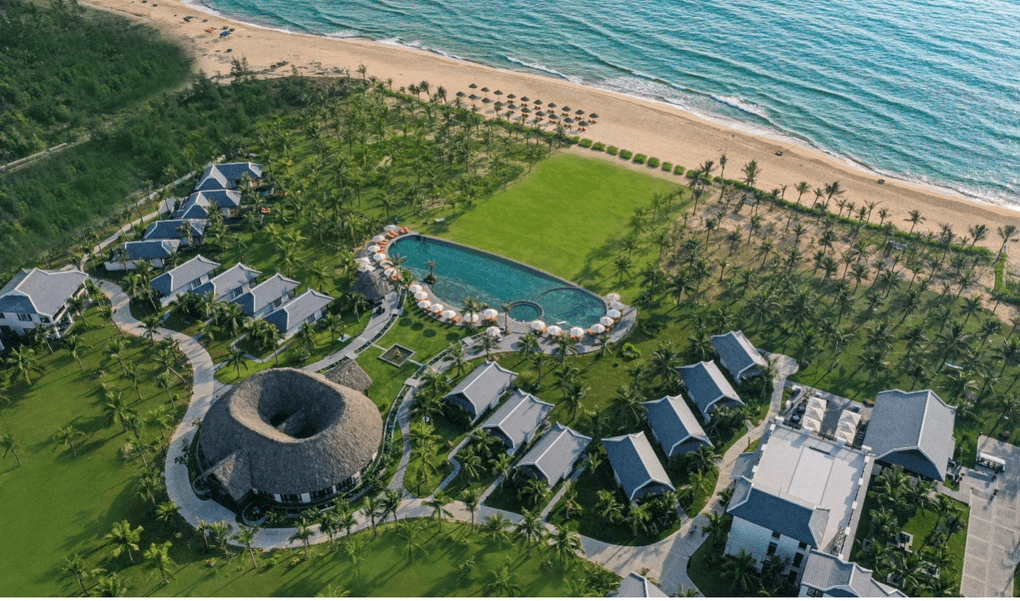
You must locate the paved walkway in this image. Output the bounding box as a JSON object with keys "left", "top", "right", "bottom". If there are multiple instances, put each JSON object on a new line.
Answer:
{"left": 303, "top": 290, "right": 403, "bottom": 373}
{"left": 961, "top": 436, "right": 1020, "bottom": 597}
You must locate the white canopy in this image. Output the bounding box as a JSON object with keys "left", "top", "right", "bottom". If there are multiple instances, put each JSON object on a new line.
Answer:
{"left": 610, "top": 301, "right": 625, "bottom": 311}
{"left": 442, "top": 310, "right": 457, "bottom": 320}
{"left": 367, "top": 245, "right": 380, "bottom": 253}
{"left": 606, "top": 292, "right": 621, "bottom": 302}
{"left": 599, "top": 316, "right": 614, "bottom": 327}
{"left": 466, "top": 312, "right": 481, "bottom": 324}
{"left": 547, "top": 325, "right": 563, "bottom": 337}
{"left": 372, "top": 253, "right": 387, "bottom": 262}
{"left": 430, "top": 304, "right": 444, "bottom": 313}
{"left": 417, "top": 300, "right": 432, "bottom": 309}
{"left": 590, "top": 323, "right": 606, "bottom": 334}
{"left": 482, "top": 308, "right": 498, "bottom": 319}
{"left": 372, "top": 235, "right": 386, "bottom": 242}
{"left": 569, "top": 326, "right": 585, "bottom": 338}
{"left": 414, "top": 291, "right": 429, "bottom": 300}
{"left": 383, "top": 225, "right": 399, "bottom": 232}
{"left": 802, "top": 396, "right": 827, "bottom": 435}
{"left": 357, "top": 264, "right": 371, "bottom": 273}
{"left": 409, "top": 284, "right": 422, "bottom": 294}
{"left": 383, "top": 268, "right": 396, "bottom": 277}
{"left": 607, "top": 309, "right": 622, "bottom": 319}
{"left": 834, "top": 410, "right": 861, "bottom": 444}
{"left": 356, "top": 256, "right": 372, "bottom": 266}
{"left": 485, "top": 326, "right": 502, "bottom": 338}
{"left": 530, "top": 320, "right": 547, "bottom": 331}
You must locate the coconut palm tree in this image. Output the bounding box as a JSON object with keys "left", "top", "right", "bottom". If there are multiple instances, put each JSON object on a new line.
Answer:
{"left": 232, "top": 524, "right": 261, "bottom": 568}
{"left": 5, "top": 347, "right": 41, "bottom": 385}
{"left": 425, "top": 491, "right": 452, "bottom": 528}
{"left": 551, "top": 526, "right": 583, "bottom": 565}
{"left": 289, "top": 520, "right": 315, "bottom": 560}
{"left": 700, "top": 511, "right": 732, "bottom": 542}
{"left": 461, "top": 488, "right": 481, "bottom": 530}
{"left": 997, "top": 224, "right": 1018, "bottom": 256}
{"left": 483, "top": 565, "right": 520, "bottom": 596}
{"left": 722, "top": 550, "right": 760, "bottom": 594}
{"left": 62, "top": 555, "right": 103, "bottom": 596}
{"left": 105, "top": 520, "right": 144, "bottom": 563}
{"left": 226, "top": 346, "right": 248, "bottom": 379}
{"left": 54, "top": 426, "right": 86, "bottom": 457}
{"left": 144, "top": 541, "right": 175, "bottom": 584}
{"left": 63, "top": 334, "right": 90, "bottom": 372}
{"left": 514, "top": 508, "right": 546, "bottom": 555}
{"left": 104, "top": 392, "right": 135, "bottom": 434}
{"left": 482, "top": 513, "right": 512, "bottom": 548}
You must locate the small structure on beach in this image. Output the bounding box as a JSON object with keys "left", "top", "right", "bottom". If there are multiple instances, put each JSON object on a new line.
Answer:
{"left": 863, "top": 389, "right": 956, "bottom": 481}
{"left": 642, "top": 394, "right": 711, "bottom": 458}
{"left": 479, "top": 390, "right": 554, "bottom": 454}
{"left": 443, "top": 360, "right": 518, "bottom": 423}
{"left": 602, "top": 431, "right": 674, "bottom": 503}
{"left": 515, "top": 423, "right": 591, "bottom": 487}
{"left": 711, "top": 330, "right": 767, "bottom": 383}
{"left": 676, "top": 360, "right": 743, "bottom": 422}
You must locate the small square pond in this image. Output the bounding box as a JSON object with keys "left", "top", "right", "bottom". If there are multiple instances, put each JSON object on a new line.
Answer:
{"left": 379, "top": 344, "right": 415, "bottom": 367}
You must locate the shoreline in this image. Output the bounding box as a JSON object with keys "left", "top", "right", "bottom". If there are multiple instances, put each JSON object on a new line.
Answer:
{"left": 82, "top": 0, "right": 1020, "bottom": 255}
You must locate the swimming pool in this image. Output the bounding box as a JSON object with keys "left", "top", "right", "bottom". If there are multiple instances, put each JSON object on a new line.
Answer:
{"left": 388, "top": 234, "right": 606, "bottom": 328}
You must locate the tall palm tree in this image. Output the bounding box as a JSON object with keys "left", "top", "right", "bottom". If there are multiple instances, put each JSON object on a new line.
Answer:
{"left": 483, "top": 565, "right": 521, "bottom": 596}
{"left": 144, "top": 542, "right": 175, "bottom": 584}
{"left": 62, "top": 555, "right": 102, "bottom": 596}
{"left": 55, "top": 426, "right": 86, "bottom": 457}
{"left": 722, "top": 550, "right": 760, "bottom": 594}
{"left": 5, "top": 347, "right": 41, "bottom": 385}
{"left": 232, "top": 524, "right": 261, "bottom": 568}
{"left": 289, "top": 521, "right": 315, "bottom": 560}
{"left": 105, "top": 520, "right": 144, "bottom": 563}
{"left": 551, "top": 526, "right": 583, "bottom": 565}
{"left": 514, "top": 508, "right": 546, "bottom": 555}
{"left": 63, "top": 334, "right": 90, "bottom": 372}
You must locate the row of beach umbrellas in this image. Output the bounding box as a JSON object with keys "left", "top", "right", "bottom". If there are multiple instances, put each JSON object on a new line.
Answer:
{"left": 458, "top": 84, "right": 599, "bottom": 121}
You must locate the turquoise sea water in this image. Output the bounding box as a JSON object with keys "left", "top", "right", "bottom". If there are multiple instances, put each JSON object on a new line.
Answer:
{"left": 388, "top": 235, "right": 606, "bottom": 328}
{"left": 193, "top": 0, "right": 1019, "bottom": 207}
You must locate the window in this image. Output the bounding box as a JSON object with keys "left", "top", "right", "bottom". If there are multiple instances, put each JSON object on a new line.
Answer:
{"left": 798, "top": 541, "right": 808, "bottom": 550}
{"left": 806, "top": 587, "right": 823, "bottom": 597}
{"left": 793, "top": 552, "right": 805, "bottom": 568}
{"left": 17, "top": 313, "right": 32, "bottom": 322}
{"left": 767, "top": 541, "right": 778, "bottom": 555}
{"left": 0, "top": 312, "right": 5, "bottom": 319}
{"left": 771, "top": 531, "right": 781, "bottom": 539}
{"left": 40, "top": 316, "right": 50, "bottom": 324}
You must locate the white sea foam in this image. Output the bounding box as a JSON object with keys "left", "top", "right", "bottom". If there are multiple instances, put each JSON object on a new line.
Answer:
{"left": 710, "top": 95, "right": 770, "bottom": 121}
{"left": 505, "top": 56, "right": 583, "bottom": 84}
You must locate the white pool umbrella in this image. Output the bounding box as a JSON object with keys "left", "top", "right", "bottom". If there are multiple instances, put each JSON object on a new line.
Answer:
{"left": 569, "top": 326, "right": 584, "bottom": 338}
{"left": 482, "top": 308, "right": 498, "bottom": 319}
{"left": 372, "top": 235, "right": 386, "bottom": 242}
{"left": 610, "top": 301, "right": 625, "bottom": 311}
{"left": 417, "top": 300, "right": 432, "bottom": 309}
{"left": 591, "top": 323, "right": 606, "bottom": 334}
{"left": 607, "top": 309, "right": 622, "bottom": 319}
{"left": 414, "top": 290, "right": 429, "bottom": 300}
{"left": 373, "top": 253, "right": 387, "bottom": 262}
{"left": 409, "top": 284, "right": 422, "bottom": 294}
{"left": 442, "top": 310, "right": 457, "bottom": 320}
{"left": 384, "top": 267, "right": 397, "bottom": 277}
{"left": 367, "top": 245, "right": 380, "bottom": 253}
{"left": 606, "top": 292, "right": 621, "bottom": 302}
{"left": 467, "top": 312, "right": 481, "bottom": 324}
{"left": 357, "top": 264, "right": 371, "bottom": 273}
{"left": 485, "top": 326, "right": 502, "bottom": 338}
{"left": 600, "top": 316, "right": 614, "bottom": 327}
{"left": 383, "top": 225, "right": 399, "bottom": 232}
{"left": 431, "top": 304, "right": 444, "bottom": 313}
{"left": 530, "top": 320, "right": 546, "bottom": 331}
{"left": 547, "top": 325, "right": 562, "bottom": 337}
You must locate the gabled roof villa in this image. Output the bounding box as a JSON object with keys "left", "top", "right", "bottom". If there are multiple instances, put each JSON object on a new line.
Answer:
{"left": 120, "top": 239, "right": 180, "bottom": 261}
{"left": 443, "top": 360, "right": 518, "bottom": 421}
{"left": 711, "top": 330, "right": 767, "bottom": 382}
{"left": 151, "top": 255, "right": 220, "bottom": 305}
{"left": 603, "top": 432, "right": 674, "bottom": 502}
{"left": 611, "top": 572, "right": 668, "bottom": 597}
{"left": 480, "top": 390, "right": 554, "bottom": 453}
{"left": 0, "top": 268, "right": 88, "bottom": 336}
{"left": 194, "top": 162, "right": 262, "bottom": 191}
{"left": 232, "top": 273, "right": 300, "bottom": 317}
{"left": 193, "top": 263, "right": 261, "bottom": 302}
{"left": 516, "top": 423, "right": 591, "bottom": 487}
{"left": 799, "top": 550, "right": 905, "bottom": 597}
{"left": 175, "top": 190, "right": 242, "bottom": 218}
{"left": 142, "top": 219, "right": 206, "bottom": 245}
{"left": 677, "top": 360, "right": 743, "bottom": 422}
{"left": 265, "top": 289, "right": 333, "bottom": 338}
{"left": 862, "top": 389, "right": 956, "bottom": 481}
{"left": 643, "top": 394, "right": 711, "bottom": 458}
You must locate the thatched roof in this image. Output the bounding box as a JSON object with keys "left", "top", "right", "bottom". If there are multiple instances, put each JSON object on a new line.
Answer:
{"left": 326, "top": 360, "right": 373, "bottom": 393}
{"left": 198, "top": 368, "right": 383, "bottom": 497}
{"left": 353, "top": 269, "right": 390, "bottom": 301}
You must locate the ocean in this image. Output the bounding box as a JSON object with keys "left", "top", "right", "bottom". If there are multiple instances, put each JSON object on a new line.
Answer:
{"left": 192, "top": 0, "right": 1020, "bottom": 207}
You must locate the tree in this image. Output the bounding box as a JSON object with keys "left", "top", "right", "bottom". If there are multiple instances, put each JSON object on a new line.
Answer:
{"left": 63, "top": 334, "right": 90, "bottom": 372}
{"left": 722, "top": 550, "right": 760, "bottom": 594}
{"left": 551, "top": 526, "right": 583, "bottom": 565}
{"left": 425, "top": 491, "right": 452, "bottom": 528}
{"left": 55, "top": 426, "right": 86, "bottom": 457}
{"left": 289, "top": 520, "right": 315, "bottom": 560}
{"left": 560, "top": 379, "right": 589, "bottom": 421}
{"left": 0, "top": 432, "right": 23, "bottom": 466}
{"left": 105, "top": 520, "right": 144, "bottom": 563}
{"left": 62, "top": 554, "right": 103, "bottom": 596}
{"left": 742, "top": 160, "right": 760, "bottom": 188}
{"left": 482, "top": 514, "right": 512, "bottom": 548}
{"left": 483, "top": 565, "right": 520, "bottom": 596}
{"left": 5, "top": 347, "right": 41, "bottom": 385}
{"left": 461, "top": 488, "right": 481, "bottom": 531}
{"left": 907, "top": 210, "right": 925, "bottom": 235}
{"left": 998, "top": 224, "right": 1018, "bottom": 256}
{"left": 144, "top": 541, "right": 175, "bottom": 584}
{"left": 104, "top": 392, "right": 136, "bottom": 434}
{"left": 156, "top": 500, "right": 179, "bottom": 524}
{"left": 596, "top": 490, "right": 624, "bottom": 525}
{"left": 700, "top": 510, "right": 732, "bottom": 541}
{"left": 226, "top": 346, "right": 248, "bottom": 379}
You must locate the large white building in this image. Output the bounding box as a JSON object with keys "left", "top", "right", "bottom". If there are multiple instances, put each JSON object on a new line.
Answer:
{"left": 724, "top": 420, "right": 872, "bottom": 574}
{"left": 0, "top": 268, "right": 88, "bottom": 337}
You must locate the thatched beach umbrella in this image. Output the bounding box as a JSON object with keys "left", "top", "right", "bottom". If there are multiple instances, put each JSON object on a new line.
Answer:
{"left": 469, "top": 83, "right": 478, "bottom": 89}
{"left": 575, "top": 109, "right": 585, "bottom": 116}
{"left": 536, "top": 110, "right": 546, "bottom": 117}
{"left": 589, "top": 113, "right": 599, "bottom": 119}
{"left": 482, "top": 97, "right": 492, "bottom": 104}
{"left": 481, "top": 86, "right": 489, "bottom": 92}
{"left": 534, "top": 99, "right": 543, "bottom": 106}
{"left": 547, "top": 102, "right": 557, "bottom": 109}
{"left": 564, "top": 117, "right": 575, "bottom": 124}
{"left": 494, "top": 90, "right": 504, "bottom": 96}
{"left": 507, "top": 93, "right": 517, "bottom": 99}
{"left": 521, "top": 96, "right": 530, "bottom": 102}
{"left": 456, "top": 91, "right": 465, "bottom": 97}
{"left": 469, "top": 93, "right": 479, "bottom": 100}
{"left": 522, "top": 107, "right": 532, "bottom": 114}
{"left": 325, "top": 360, "right": 373, "bottom": 393}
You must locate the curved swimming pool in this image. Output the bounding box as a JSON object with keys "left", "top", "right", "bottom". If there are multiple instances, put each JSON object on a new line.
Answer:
{"left": 388, "top": 234, "right": 606, "bottom": 328}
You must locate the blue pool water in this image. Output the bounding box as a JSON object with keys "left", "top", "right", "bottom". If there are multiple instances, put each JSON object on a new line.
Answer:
{"left": 389, "top": 235, "right": 605, "bottom": 328}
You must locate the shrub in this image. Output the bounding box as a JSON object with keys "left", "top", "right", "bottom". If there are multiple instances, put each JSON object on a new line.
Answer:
{"left": 620, "top": 343, "right": 641, "bottom": 361}
{"left": 647, "top": 157, "right": 660, "bottom": 168}
{"left": 686, "top": 169, "right": 699, "bottom": 178}
{"left": 606, "top": 145, "right": 619, "bottom": 156}
{"left": 591, "top": 141, "right": 606, "bottom": 151}
{"left": 578, "top": 138, "right": 593, "bottom": 148}
{"left": 673, "top": 164, "right": 685, "bottom": 175}
{"left": 619, "top": 149, "right": 633, "bottom": 160}
{"left": 662, "top": 161, "right": 673, "bottom": 172}
{"left": 633, "top": 153, "right": 647, "bottom": 164}
{"left": 568, "top": 136, "right": 580, "bottom": 144}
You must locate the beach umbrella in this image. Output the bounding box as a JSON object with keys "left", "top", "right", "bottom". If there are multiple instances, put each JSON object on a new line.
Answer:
{"left": 569, "top": 326, "right": 584, "bottom": 338}
{"left": 485, "top": 326, "right": 501, "bottom": 338}
{"left": 469, "top": 83, "right": 478, "bottom": 89}
{"left": 610, "top": 301, "right": 625, "bottom": 311}
{"left": 418, "top": 300, "right": 432, "bottom": 309}
{"left": 607, "top": 309, "right": 622, "bottom": 319}
{"left": 366, "top": 245, "right": 380, "bottom": 254}
{"left": 482, "top": 308, "right": 498, "bottom": 319}
{"left": 522, "top": 107, "right": 532, "bottom": 114}
{"left": 600, "top": 316, "right": 614, "bottom": 327}
{"left": 431, "top": 304, "right": 444, "bottom": 313}
{"left": 589, "top": 113, "right": 599, "bottom": 119}
{"left": 547, "top": 102, "right": 557, "bottom": 109}
{"left": 482, "top": 97, "right": 492, "bottom": 104}
{"left": 534, "top": 99, "right": 543, "bottom": 105}
{"left": 606, "top": 292, "right": 621, "bottom": 302}
{"left": 591, "top": 323, "right": 606, "bottom": 334}
{"left": 564, "top": 117, "right": 575, "bottom": 124}
{"left": 414, "top": 291, "right": 429, "bottom": 300}
{"left": 409, "top": 284, "right": 422, "bottom": 294}
{"left": 383, "top": 267, "right": 397, "bottom": 277}
{"left": 495, "top": 90, "right": 503, "bottom": 96}
{"left": 521, "top": 96, "right": 530, "bottom": 102}
{"left": 507, "top": 103, "right": 518, "bottom": 110}
{"left": 357, "top": 264, "right": 371, "bottom": 273}
{"left": 373, "top": 253, "right": 387, "bottom": 262}
{"left": 466, "top": 312, "right": 481, "bottom": 324}
{"left": 372, "top": 234, "right": 386, "bottom": 242}
{"left": 442, "top": 310, "right": 457, "bottom": 320}
{"left": 530, "top": 320, "right": 546, "bottom": 331}
{"left": 578, "top": 120, "right": 589, "bottom": 127}
{"left": 456, "top": 91, "right": 465, "bottom": 97}
{"left": 507, "top": 93, "right": 517, "bottom": 99}
{"left": 549, "top": 113, "right": 560, "bottom": 120}
{"left": 469, "top": 93, "right": 479, "bottom": 100}
{"left": 380, "top": 260, "right": 393, "bottom": 268}
{"left": 383, "top": 224, "right": 399, "bottom": 232}
{"left": 481, "top": 86, "right": 489, "bottom": 92}
{"left": 547, "top": 325, "right": 563, "bottom": 337}
{"left": 536, "top": 110, "right": 546, "bottom": 117}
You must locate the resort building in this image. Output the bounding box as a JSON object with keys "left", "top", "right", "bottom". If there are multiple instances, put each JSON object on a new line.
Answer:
{"left": 479, "top": 390, "right": 554, "bottom": 454}
{"left": 142, "top": 219, "right": 207, "bottom": 246}
{"left": 0, "top": 268, "right": 88, "bottom": 337}
{"left": 443, "top": 360, "right": 518, "bottom": 422}
{"left": 516, "top": 423, "right": 591, "bottom": 487}
{"left": 151, "top": 255, "right": 220, "bottom": 306}
{"left": 798, "top": 550, "right": 904, "bottom": 597}
{"left": 174, "top": 190, "right": 242, "bottom": 219}
{"left": 643, "top": 394, "right": 712, "bottom": 458}
{"left": 232, "top": 273, "right": 300, "bottom": 317}
{"left": 725, "top": 420, "right": 873, "bottom": 573}
{"left": 104, "top": 240, "right": 180, "bottom": 271}
{"left": 711, "top": 330, "right": 767, "bottom": 383}
{"left": 862, "top": 389, "right": 956, "bottom": 481}
{"left": 677, "top": 360, "right": 744, "bottom": 422}
{"left": 195, "top": 368, "right": 382, "bottom": 510}
{"left": 193, "top": 263, "right": 261, "bottom": 302}
{"left": 602, "top": 432, "right": 675, "bottom": 503}
{"left": 611, "top": 572, "right": 668, "bottom": 597}
{"left": 194, "top": 162, "right": 262, "bottom": 192}
{"left": 265, "top": 289, "right": 333, "bottom": 338}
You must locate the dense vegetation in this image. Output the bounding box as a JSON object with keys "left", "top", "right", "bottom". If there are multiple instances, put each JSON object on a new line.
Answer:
{"left": 0, "top": 0, "right": 192, "bottom": 161}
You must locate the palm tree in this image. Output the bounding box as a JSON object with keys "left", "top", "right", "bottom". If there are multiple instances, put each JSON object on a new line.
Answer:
{"left": 1, "top": 432, "right": 23, "bottom": 466}
{"left": 55, "top": 426, "right": 86, "bottom": 457}
{"left": 551, "top": 526, "right": 583, "bottom": 565}
{"left": 123, "top": 363, "right": 144, "bottom": 402}
{"left": 461, "top": 488, "right": 481, "bottom": 530}
{"left": 104, "top": 392, "right": 135, "bottom": 434}
{"left": 105, "top": 338, "right": 128, "bottom": 375}
{"left": 483, "top": 565, "right": 521, "bottom": 596}
{"left": 289, "top": 520, "right": 315, "bottom": 559}
{"left": 364, "top": 494, "right": 381, "bottom": 538}
{"left": 482, "top": 514, "right": 512, "bottom": 548}
{"left": 700, "top": 511, "right": 732, "bottom": 542}
{"left": 63, "top": 334, "right": 90, "bottom": 372}
{"left": 62, "top": 555, "right": 102, "bottom": 596}
{"left": 560, "top": 380, "right": 589, "bottom": 421}
{"left": 96, "top": 573, "right": 128, "bottom": 597}
{"left": 514, "top": 508, "right": 546, "bottom": 555}
{"left": 383, "top": 488, "right": 403, "bottom": 524}
{"left": 105, "top": 520, "right": 144, "bottom": 563}
{"left": 794, "top": 181, "right": 810, "bottom": 205}
{"left": 907, "top": 210, "right": 925, "bottom": 235}
{"left": 998, "top": 224, "right": 1018, "bottom": 256}
{"left": 233, "top": 524, "right": 261, "bottom": 569}
{"left": 5, "top": 347, "right": 41, "bottom": 385}
{"left": 425, "top": 491, "right": 452, "bottom": 528}
{"left": 596, "top": 490, "right": 624, "bottom": 525}
{"left": 722, "top": 550, "right": 760, "bottom": 594}
{"left": 144, "top": 541, "right": 175, "bottom": 584}
{"left": 226, "top": 346, "right": 248, "bottom": 379}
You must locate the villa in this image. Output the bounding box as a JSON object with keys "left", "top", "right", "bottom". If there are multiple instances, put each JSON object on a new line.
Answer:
{"left": 643, "top": 394, "right": 712, "bottom": 458}
{"left": 677, "top": 360, "right": 744, "bottom": 422}
{"left": 611, "top": 572, "right": 668, "bottom": 597}
{"left": 725, "top": 420, "right": 873, "bottom": 573}
{"left": 142, "top": 219, "right": 207, "bottom": 246}
{"left": 151, "top": 255, "right": 220, "bottom": 306}
{"left": 862, "top": 389, "right": 956, "bottom": 481}
{"left": 192, "top": 263, "right": 261, "bottom": 302}
{"left": 194, "top": 162, "right": 263, "bottom": 192}
{"left": 443, "top": 360, "right": 518, "bottom": 422}
{"left": 265, "top": 289, "right": 333, "bottom": 338}
{"left": 515, "top": 423, "right": 591, "bottom": 487}
{"left": 175, "top": 190, "right": 242, "bottom": 219}
{"left": 798, "top": 550, "right": 904, "bottom": 597}
{"left": 0, "top": 267, "right": 88, "bottom": 337}
{"left": 711, "top": 330, "right": 767, "bottom": 383}
{"left": 479, "top": 390, "right": 554, "bottom": 454}
{"left": 602, "top": 432, "right": 675, "bottom": 503}
{"left": 105, "top": 239, "right": 180, "bottom": 271}
{"left": 232, "top": 273, "right": 300, "bottom": 317}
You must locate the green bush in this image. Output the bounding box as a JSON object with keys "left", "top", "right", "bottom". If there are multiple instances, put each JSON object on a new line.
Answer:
{"left": 647, "top": 157, "right": 660, "bottom": 168}
{"left": 633, "top": 154, "right": 647, "bottom": 164}
{"left": 578, "top": 138, "right": 593, "bottom": 148}
{"left": 591, "top": 142, "right": 606, "bottom": 151}
{"left": 662, "top": 161, "right": 673, "bottom": 172}
{"left": 686, "top": 169, "right": 699, "bottom": 178}
{"left": 606, "top": 145, "right": 619, "bottom": 156}
{"left": 620, "top": 343, "right": 641, "bottom": 361}
{"left": 619, "top": 149, "right": 633, "bottom": 160}
{"left": 673, "top": 164, "right": 685, "bottom": 175}
{"left": 568, "top": 136, "right": 581, "bottom": 144}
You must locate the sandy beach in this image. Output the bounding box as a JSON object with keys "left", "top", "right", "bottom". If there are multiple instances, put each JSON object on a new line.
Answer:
{"left": 84, "top": 0, "right": 1020, "bottom": 256}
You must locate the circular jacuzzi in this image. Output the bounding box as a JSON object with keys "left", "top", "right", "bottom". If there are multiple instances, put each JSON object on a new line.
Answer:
{"left": 508, "top": 300, "right": 543, "bottom": 322}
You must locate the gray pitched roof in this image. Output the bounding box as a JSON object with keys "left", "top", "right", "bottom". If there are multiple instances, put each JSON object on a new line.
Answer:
{"left": 612, "top": 573, "right": 668, "bottom": 598}
{"left": 185, "top": 189, "right": 241, "bottom": 210}
{"left": 142, "top": 219, "right": 206, "bottom": 242}
{"left": 0, "top": 268, "right": 87, "bottom": 317}
{"left": 677, "top": 361, "right": 743, "bottom": 419}
{"left": 232, "top": 273, "right": 300, "bottom": 316}
{"left": 193, "top": 263, "right": 261, "bottom": 301}
{"left": 711, "top": 330, "right": 767, "bottom": 380}
{"left": 516, "top": 423, "right": 591, "bottom": 486}
{"left": 801, "top": 550, "right": 905, "bottom": 597}
{"left": 727, "top": 476, "right": 828, "bottom": 547}
{"left": 642, "top": 394, "right": 711, "bottom": 457}
{"left": 120, "top": 240, "right": 180, "bottom": 260}
{"left": 863, "top": 389, "right": 956, "bottom": 480}
{"left": 444, "top": 360, "right": 518, "bottom": 418}
{"left": 266, "top": 289, "right": 333, "bottom": 334}
{"left": 480, "top": 389, "right": 554, "bottom": 450}
{"left": 173, "top": 194, "right": 211, "bottom": 219}
{"left": 151, "top": 255, "right": 220, "bottom": 296}
{"left": 603, "top": 432, "right": 675, "bottom": 501}
{"left": 194, "top": 162, "right": 262, "bottom": 191}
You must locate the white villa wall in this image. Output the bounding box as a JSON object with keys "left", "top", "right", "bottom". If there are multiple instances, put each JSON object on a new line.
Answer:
{"left": 725, "top": 516, "right": 810, "bottom": 571}
{"left": 159, "top": 275, "right": 212, "bottom": 306}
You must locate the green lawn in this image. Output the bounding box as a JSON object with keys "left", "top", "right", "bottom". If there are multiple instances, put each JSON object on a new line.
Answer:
{"left": 376, "top": 301, "right": 469, "bottom": 361}
{"left": 688, "top": 532, "right": 736, "bottom": 597}
{"left": 357, "top": 346, "right": 421, "bottom": 415}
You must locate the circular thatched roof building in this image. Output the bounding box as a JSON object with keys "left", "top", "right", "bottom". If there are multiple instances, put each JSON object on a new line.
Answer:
{"left": 353, "top": 268, "right": 390, "bottom": 301}
{"left": 197, "top": 368, "right": 383, "bottom": 507}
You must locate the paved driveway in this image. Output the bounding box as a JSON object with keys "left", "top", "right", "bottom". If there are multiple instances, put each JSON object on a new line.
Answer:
{"left": 961, "top": 436, "right": 1020, "bottom": 597}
